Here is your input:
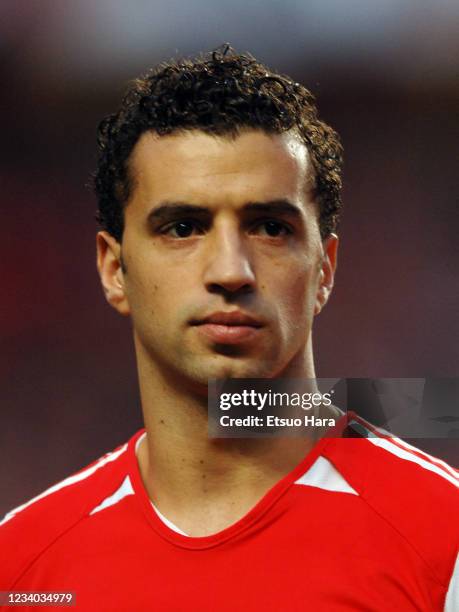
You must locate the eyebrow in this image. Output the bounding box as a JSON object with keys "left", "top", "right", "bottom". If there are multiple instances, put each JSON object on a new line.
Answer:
{"left": 146, "top": 199, "right": 303, "bottom": 223}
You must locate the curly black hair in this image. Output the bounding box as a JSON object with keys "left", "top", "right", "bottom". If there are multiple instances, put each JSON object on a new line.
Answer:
{"left": 94, "top": 45, "right": 343, "bottom": 241}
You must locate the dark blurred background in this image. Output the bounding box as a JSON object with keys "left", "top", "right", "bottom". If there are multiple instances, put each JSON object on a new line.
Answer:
{"left": 1, "top": 0, "right": 458, "bottom": 516}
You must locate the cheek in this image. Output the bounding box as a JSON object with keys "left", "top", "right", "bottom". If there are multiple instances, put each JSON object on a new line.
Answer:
{"left": 283, "top": 280, "right": 314, "bottom": 327}
{"left": 269, "top": 258, "right": 319, "bottom": 316}
{"left": 123, "top": 261, "right": 163, "bottom": 319}
{"left": 126, "top": 260, "right": 193, "bottom": 331}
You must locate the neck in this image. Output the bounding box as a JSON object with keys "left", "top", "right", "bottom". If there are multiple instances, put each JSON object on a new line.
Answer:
{"left": 134, "top": 336, "right": 323, "bottom": 535}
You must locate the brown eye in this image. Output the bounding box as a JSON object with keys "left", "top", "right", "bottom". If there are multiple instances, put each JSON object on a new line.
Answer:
{"left": 253, "top": 220, "right": 292, "bottom": 237}
{"left": 172, "top": 222, "right": 195, "bottom": 237}
{"left": 163, "top": 220, "right": 203, "bottom": 238}
{"left": 264, "top": 221, "right": 283, "bottom": 236}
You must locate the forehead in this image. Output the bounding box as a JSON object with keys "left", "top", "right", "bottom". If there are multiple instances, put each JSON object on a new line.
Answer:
{"left": 127, "top": 129, "right": 313, "bottom": 210}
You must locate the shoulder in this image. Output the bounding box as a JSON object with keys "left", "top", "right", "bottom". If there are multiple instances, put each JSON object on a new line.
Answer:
{"left": 0, "top": 431, "right": 142, "bottom": 589}
{"left": 324, "top": 413, "right": 459, "bottom": 589}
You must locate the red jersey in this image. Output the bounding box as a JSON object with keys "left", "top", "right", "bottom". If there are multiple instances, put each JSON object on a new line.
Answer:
{"left": 1, "top": 413, "right": 458, "bottom": 611}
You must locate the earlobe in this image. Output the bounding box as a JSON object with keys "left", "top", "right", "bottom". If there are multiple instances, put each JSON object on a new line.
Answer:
{"left": 314, "top": 281, "right": 329, "bottom": 315}
{"left": 314, "top": 233, "right": 339, "bottom": 316}
{"left": 96, "top": 231, "right": 131, "bottom": 316}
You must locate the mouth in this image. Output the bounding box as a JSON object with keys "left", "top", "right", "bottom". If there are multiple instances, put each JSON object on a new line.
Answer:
{"left": 190, "top": 311, "right": 264, "bottom": 344}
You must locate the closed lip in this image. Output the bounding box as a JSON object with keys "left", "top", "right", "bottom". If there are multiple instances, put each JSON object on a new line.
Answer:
{"left": 190, "top": 311, "right": 264, "bottom": 327}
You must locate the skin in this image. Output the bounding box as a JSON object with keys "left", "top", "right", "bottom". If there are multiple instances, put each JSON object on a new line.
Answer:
{"left": 97, "top": 129, "right": 338, "bottom": 536}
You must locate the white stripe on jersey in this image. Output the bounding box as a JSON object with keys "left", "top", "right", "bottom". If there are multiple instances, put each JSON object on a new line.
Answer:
{"left": 295, "top": 456, "right": 358, "bottom": 496}
{"left": 388, "top": 436, "right": 459, "bottom": 481}
{"left": 349, "top": 420, "right": 459, "bottom": 485}
{"left": 349, "top": 419, "right": 459, "bottom": 481}
{"left": 0, "top": 443, "right": 128, "bottom": 527}
{"left": 445, "top": 552, "right": 459, "bottom": 612}
{"left": 89, "top": 475, "right": 134, "bottom": 516}
{"left": 365, "top": 436, "right": 459, "bottom": 489}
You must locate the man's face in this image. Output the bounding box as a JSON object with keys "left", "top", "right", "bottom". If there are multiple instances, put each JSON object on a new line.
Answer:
{"left": 97, "top": 129, "right": 337, "bottom": 386}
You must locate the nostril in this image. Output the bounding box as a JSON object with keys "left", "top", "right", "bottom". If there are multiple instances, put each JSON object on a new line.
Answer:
{"left": 206, "top": 282, "right": 255, "bottom": 297}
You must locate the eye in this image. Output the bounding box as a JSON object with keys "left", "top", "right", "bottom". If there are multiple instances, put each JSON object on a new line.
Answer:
{"left": 161, "top": 220, "right": 204, "bottom": 238}
{"left": 252, "top": 220, "right": 292, "bottom": 237}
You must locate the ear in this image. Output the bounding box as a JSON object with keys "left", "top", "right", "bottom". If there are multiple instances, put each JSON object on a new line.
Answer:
{"left": 96, "top": 231, "right": 130, "bottom": 316}
{"left": 314, "top": 233, "right": 339, "bottom": 316}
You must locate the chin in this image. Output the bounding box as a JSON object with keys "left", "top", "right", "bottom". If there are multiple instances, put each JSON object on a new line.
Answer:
{"left": 201, "top": 359, "right": 281, "bottom": 381}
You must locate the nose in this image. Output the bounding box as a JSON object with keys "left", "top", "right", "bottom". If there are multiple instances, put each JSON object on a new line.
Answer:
{"left": 203, "top": 224, "right": 256, "bottom": 296}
